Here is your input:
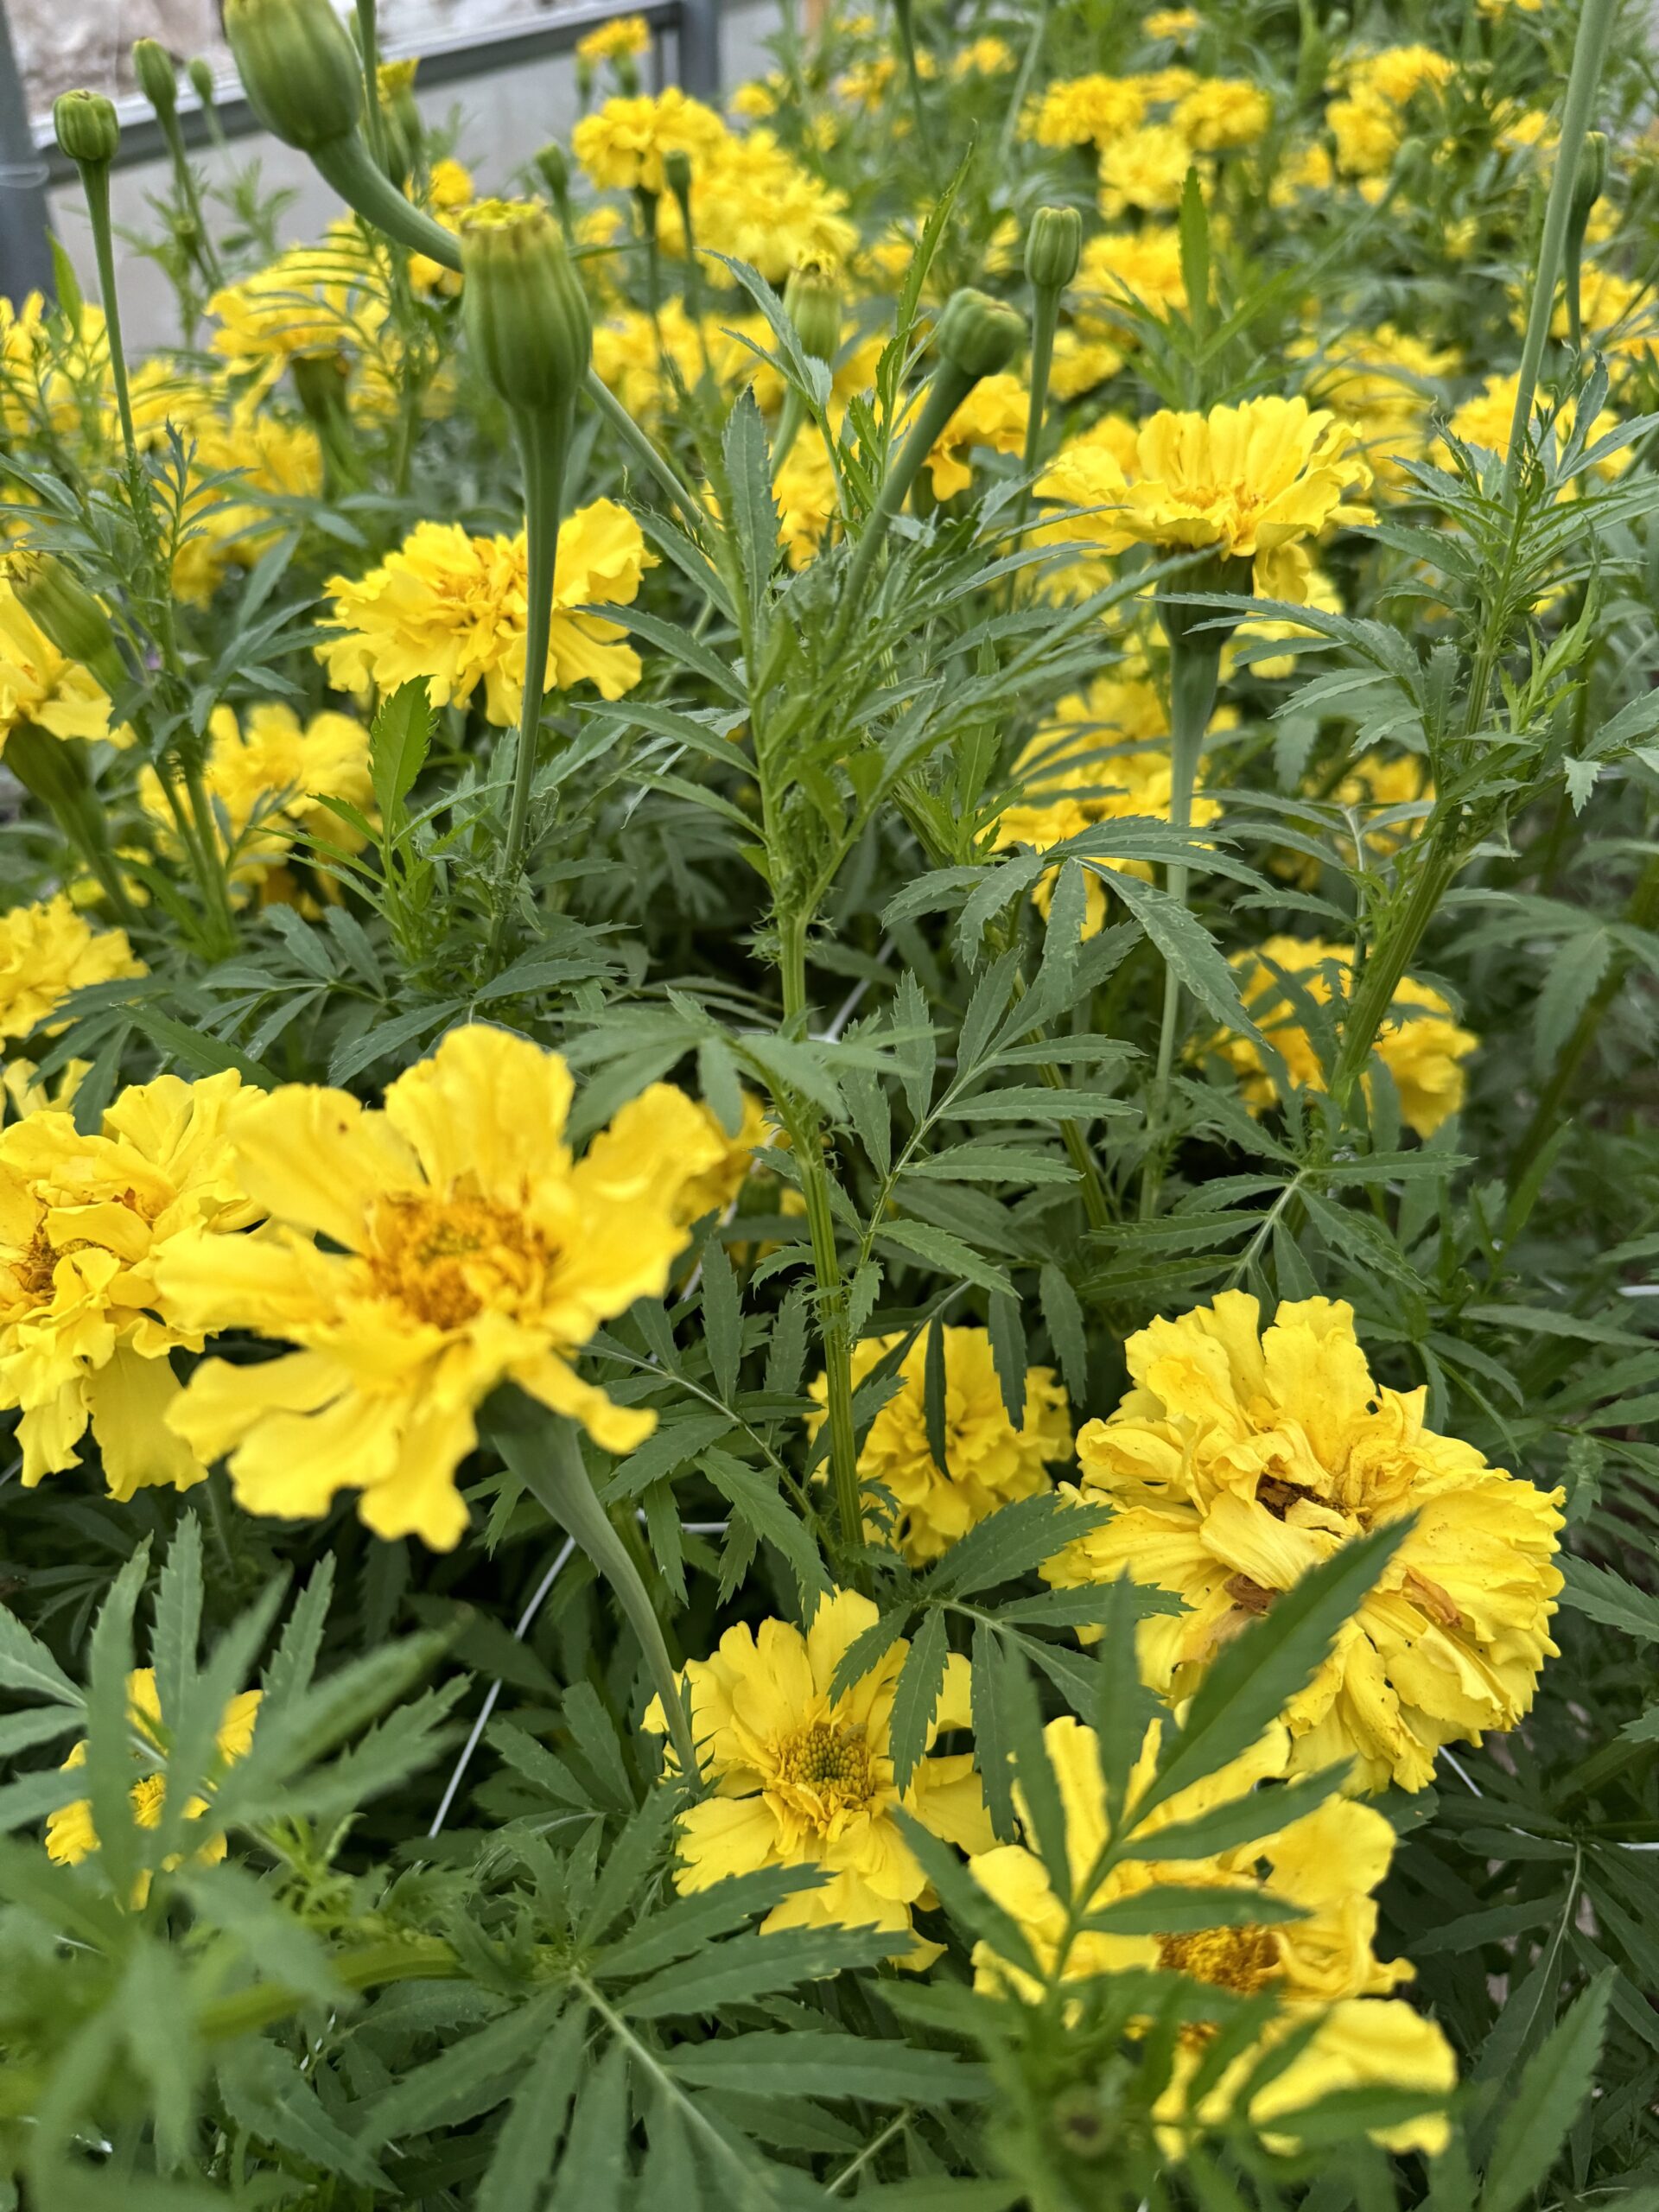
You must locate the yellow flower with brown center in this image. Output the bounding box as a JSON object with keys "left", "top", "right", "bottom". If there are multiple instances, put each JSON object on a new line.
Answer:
{"left": 1202, "top": 933, "right": 1474, "bottom": 1137}
{"left": 645, "top": 1589, "right": 994, "bottom": 1963}
{"left": 0, "top": 582, "right": 128, "bottom": 754}
{"left": 139, "top": 702, "right": 372, "bottom": 885}
{"left": 156, "top": 1027, "right": 728, "bottom": 1551}
{"left": 1042, "top": 1293, "right": 1564, "bottom": 1793}
{"left": 1039, "top": 397, "right": 1371, "bottom": 603}
{"left": 316, "top": 505, "right": 653, "bottom": 724}
{"left": 46, "top": 1667, "right": 261, "bottom": 1902}
{"left": 0, "top": 895, "right": 144, "bottom": 1046}
{"left": 969, "top": 1713, "right": 1456, "bottom": 2154}
{"left": 1025, "top": 74, "right": 1148, "bottom": 150}
{"left": 808, "top": 1327, "right": 1071, "bottom": 1564}
{"left": 0, "top": 1070, "right": 256, "bottom": 1498}
{"left": 571, "top": 86, "right": 730, "bottom": 195}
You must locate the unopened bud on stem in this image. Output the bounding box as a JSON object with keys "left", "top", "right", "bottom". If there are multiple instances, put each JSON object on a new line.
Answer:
{"left": 1025, "top": 205, "right": 1081, "bottom": 295}
{"left": 934, "top": 287, "right": 1024, "bottom": 381}
{"left": 785, "top": 260, "right": 842, "bottom": 362}
{"left": 132, "top": 38, "right": 179, "bottom": 120}
{"left": 6, "top": 550, "right": 125, "bottom": 695}
{"left": 223, "top": 0, "right": 364, "bottom": 152}
{"left": 53, "top": 90, "right": 119, "bottom": 168}
{"left": 461, "top": 200, "right": 592, "bottom": 419}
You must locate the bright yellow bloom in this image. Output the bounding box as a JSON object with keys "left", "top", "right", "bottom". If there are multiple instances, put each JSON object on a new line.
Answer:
{"left": 658, "top": 129, "right": 858, "bottom": 283}
{"left": 835, "top": 51, "right": 937, "bottom": 109}
{"left": 46, "top": 1668, "right": 261, "bottom": 1900}
{"left": 1551, "top": 265, "right": 1656, "bottom": 361}
{"left": 571, "top": 87, "right": 730, "bottom": 195}
{"left": 1298, "top": 324, "right": 1458, "bottom": 486}
{"left": 921, "top": 372, "right": 1029, "bottom": 499}
{"left": 970, "top": 1713, "right": 1456, "bottom": 2155}
{"left": 576, "top": 13, "right": 652, "bottom": 65}
{"left": 0, "top": 295, "right": 108, "bottom": 442}
{"left": 1204, "top": 934, "right": 1475, "bottom": 1137}
{"left": 1145, "top": 7, "right": 1201, "bottom": 36}
{"left": 156, "top": 1027, "right": 726, "bottom": 1550}
{"left": 646, "top": 1589, "right": 994, "bottom": 1963}
{"left": 139, "top": 702, "right": 372, "bottom": 885}
{"left": 207, "top": 240, "right": 390, "bottom": 387}
{"left": 171, "top": 398, "right": 325, "bottom": 606}
{"left": 405, "top": 158, "right": 476, "bottom": 296}
{"left": 316, "top": 505, "right": 652, "bottom": 724}
{"left": 1175, "top": 79, "right": 1272, "bottom": 151}
{"left": 0, "top": 1071, "right": 256, "bottom": 1497}
{"left": 0, "top": 895, "right": 144, "bottom": 1046}
{"left": 1272, "top": 139, "right": 1337, "bottom": 200}
{"left": 1040, "top": 397, "right": 1370, "bottom": 601}
{"left": 677, "top": 1089, "right": 774, "bottom": 1224}
{"left": 2, "top": 1058, "right": 88, "bottom": 1123}
{"left": 1077, "top": 228, "right": 1188, "bottom": 326}
{"left": 808, "top": 1328, "right": 1071, "bottom": 1565}
{"left": 1343, "top": 46, "right": 1455, "bottom": 110}
{"left": 0, "top": 582, "right": 128, "bottom": 754}
{"left": 1327, "top": 95, "right": 1402, "bottom": 178}
{"left": 1099, "top": 124, "right": 1196, "bottom": 218}
{"left": 1048, "top": 330, "right": 1125, "bottom": 399}
{"left": 1446, "top": 371, "right": 1626, "bottom": 480}
{"left": 953, "top": 36, "right": 1015, "bottom": 76}
{"left": 1045, "top": 1293, "right": 1563, "bottom": 1793}
{"left": 1026, "top": 74, "right": 1148, "bottom": 149}
{"left": 774, "top": 433, "right": 842, "bottom": 567}
{"left": 728, "top": 77, "right": 779, "bottom": 120}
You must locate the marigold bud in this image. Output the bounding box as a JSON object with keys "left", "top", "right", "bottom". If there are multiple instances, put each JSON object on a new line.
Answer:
{"left": 224, "top": 0, "right": 364, "bottom": 152}
{"left": 53, "top": 90, "right": 119, "bottom": 168}
{"left": 1573, "top": 130, "right": 1609, "bottom": 228}
{"left": 934, "top": 287, "right": 1024, "bottom": 381}
{"left": 376, "top": 58, "right": 422, "bottom": 177}
{"left": 534, "top": 140, "right": 571, "bottom": 220}
{"left": 1025, "top": 205, "right": 1081, "bottom": 294}
{"left": 663, "top": 147, "right": 693, "bottom": 203}
{"left": 132, "top": 38, "right": 179, "bottom": 120}
{"left": 784, "top": 260, "right": 842, "bottom": 362}
{"left": 460, "top": 200, "right": 592, "bottom": 419}
{"left": 6, "top": 550, "right": 124, "bottom": 690}
{"left": 187, "top": 56, "right": 216, "bottom": 108}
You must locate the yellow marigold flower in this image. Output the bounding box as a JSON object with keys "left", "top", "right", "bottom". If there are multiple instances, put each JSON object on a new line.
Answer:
{"left": 571, "top": 87, "right": 730, "bottom": 195}
{"left": 1344, "top": 45, "right": 1455, "bottom": 110}
{"left": 808, "top": 1328, "right": 1071, "bottom": 1565}
{"left": 1203, "top": 934, "right": 1474, "bottom": 1137}
{"left": 1077, "top": 227, "right": 1188, "bottom": 326}
{"left": 1047, "top": 331, "right": 1125, "bottom": 399}
{"left": 1045, "top": 1293, "right": 1563, "bottom": 1792}
{"left": 1268, "top": 749, "right": 1433, "bottom": 887}
{"left": 156, "top": 1027, "right": 726, "bottom": 1549}
{"left": 677, "top": 1089, "right": 774, "bottom": 1224}
{"left": 658, "top": 129, "right": 858, "bottom": 283}
{"left": 1040, "top": 397, "right": 1370, "bottom": 602}
{"left": 207, "top": 240, "right": 390, "bottom": 386}
{"left": 0, "top": 1070, "right": 255, "bottom": 1497}
{"left": 1551, "top": 264, "right": 1656, "bottom": 360}
{"left": 138, "top": 702, "right": 372, "bottom": 884}
{"left": 921, "top": 372, "right": 1029, "bottom": 499}
{"left": 0, "top": 895, "right": 144, "bottom": 1046}
{"left": 404, "top": 157, "right": 476, "bottom": 296}
{"left": 969, "top": 1712, "right": 1456, "bottom": 2155}
{"left": 0, "top": 582, "right": 128, "bottom": 753}
{"left": 576, "top": 12, "right": 652, "bottom": 66}
{"left": 1271, "top": 138, "right": 1336, "bottom": 200}
{"left": 1145, "top": 6, "right": 1201, "bottom": 35}
{"left": 3, "top": 1057, "right": 88, "bottom": 1123}
{"left": 1328, "top": 94, "right": 1402, "bottom": 177}
{"left": 1099, "top": 123, "right": 1196, "bottom": 219}
{"left": 775, "top": 434, "right": 842, "bottom": 567}
{"left": 728, "top": 77, "right": 779, "bottom": 120}
{"left": 46, "top": 1668, "right": 261, "bottom": 1901}
{"left": 645, "top": 1588, "right": 995, "bottom": 1963}
{"left": 316, "top": 504, "right": 653, "bottom": 724}
{"left": 1297, "top": 324, "right": 1457, "bottom": 486}
{"left": 1174, "top": 79, "right": 1272, "bottom": 152}
{"left": 170, "top": 400, "right": 325, "bottom": 607}
{"left": 1027, "top": 73, "right": 1148, "bottom": 149}
{"left": 1446, "top": 371, "right": 1626, "bottom": 480}
{"left": 0, "top": 294, "right": 108, "bottom": 442}
{"left": 953, "top": 35, "right": 1015, "bottom": 76}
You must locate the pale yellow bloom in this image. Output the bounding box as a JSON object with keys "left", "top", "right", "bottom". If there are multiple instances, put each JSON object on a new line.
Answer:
{"left": 316, "top": 505, "right": 653, "bottom": 723}
{"left": 0, "top": 896, "right": 144, "bottom": 1046}
{"left": 952, "top": 36, "right": 1015, "bottom": 77}
{"left": 808, "top": 1327, "right": 1070, "bottom": 1564}
{"left": 1044, "top": 1293, "right": 1563, "bottom": 1792}
{"left": 1077, "top": 228, "right": 1188, "bottom": 327}
{"left": 157, "top": 1027, "right": 727, "bottom": 1549}
{"left": 646, "top": 1589, "right": 994, "bottom": 1964}
{"left": 658, "top": 129, "right": 858, "bottom": 283}
{"left": 970, "top": 1713, "right": 1456, "bottom": 2155}
{"left": 1145, "top": 8, "right": 1201, "bottom": 37}
{"left": 0, "top": 1071, "right": 256, "bottom": 1497}
{"left": 1446, "top": 371, "right": 1626, "bottom": 480}
{"left": 1328, "top": 96, "right": 1402, "bottom": 178}
{"left": 1342, "top": 45, "right": 1455, "bottom": 110}
{"left": 207, "top": 240, "right": 390, "bottom": 388}
{"left": 0, "top": 295, "right": 109, "bottom": 442}
{"left": 775, "top": 433, "right": 842, "bottom": 567}
{"left": 1297, "top": 324, "right": 1458, "bottom": 486}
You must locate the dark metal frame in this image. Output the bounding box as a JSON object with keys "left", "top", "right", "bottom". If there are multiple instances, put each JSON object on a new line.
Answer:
{"left": 0, "top": 0, "right": 723, "bottom": 299}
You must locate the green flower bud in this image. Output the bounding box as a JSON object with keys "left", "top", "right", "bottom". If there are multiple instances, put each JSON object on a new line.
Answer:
{"left": 1573, "top": 130, "right": 1609, "bottom": 229}
{"left": 1025, "top": 205, "right": 1081, "bottom": 294}
{"left": 187, "top": 56, "right": 217, "bottom": 108}
{"left": 6, "top": 550, "right": 124, "bottom": 692}
{"left": 460, "top": 200, "right": 592, "bottom": 419}
{"left": 784, "top": 259, "right": 842, "bottom": 362}
{"left": 533, "top": 140, "right": 571, "bottom": 221}
{"left": 53, "top": 90, "right": 119, "bottom": 168}
{"left": 377, "top": 58, "right": 422, "bottom": 179}
{"left": 224, "top": 0, "right": 364, "bottom": 152}
{"left": 3, "top": 723, "right": 94, "bottom": 814}
{"left": 132, "top": 38, "right": 179, "bottom": 120}
{"left": 664, "top": 147, "right": 693, "bottom": 203}
{"left": 934, "top": 287, "right": 1024, "bottom": 381}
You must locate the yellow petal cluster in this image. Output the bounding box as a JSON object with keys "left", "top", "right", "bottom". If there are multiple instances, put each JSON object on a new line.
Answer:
{"left": 207, "top": 240, "right": 390, "bottom": 386}
{"left": 0, "top": 896, "right": 145, "bottom": 1046}
{"left": 922, "top": 372, "right": 1029, "bottom": 499}
{"left": 0, "top": 1070, "right": 257, "bottom": 1497}
{"left": 316, "top": 504, "right": 653, "bottom": 723}
{"left": 658, "top": 129, "right": 860, "bottom": 283}
{"left": 0, "top": 582, "right": 127, "bottom": 753}
{"left": 1446, "top": 372, "right": 1627, "bottom": 481}
{"left": 575, "top": 13, "right": 652, "bottom": 66}
{"left": 571, "top": 87, "right": 730, "bottom": 196}
{"left": 1205, "top": 934, "right": 1475, "bottom": 1138}
{"left": 646, "top": 1588, "right": 994, "bottom": 1962}
{"left": 0, "top": 295, "right": 109, "bottom": 441}
{"left": 808, "top": 1327, "right": 1071, "bottom": 1565}
{"left": 1098, "top": 124, "right": 1194, "bottom": 218}
{"left": 139, "top": 702, "right": 373, "bottom": 883}
{"left": 46, "top": 1667, "right": 261, "bottom": 1901}
{"left": 1296, "top": 324, "right": 1458, "bottom": 487}
{"left": 969, "top": 1713, "right": 1455, "bottom": 2155}
{"left": 1026, "top": 74, "right": 1148, "bottom": 149}
{"left": 1044, "top": 1293, "right": 1564, "bottom": 1792}
{"left": 1174, "top": 79, "right": 1272, "bottom": 151}
{"left": 155, "top": 1027, "right": 728, "bottom": 1550}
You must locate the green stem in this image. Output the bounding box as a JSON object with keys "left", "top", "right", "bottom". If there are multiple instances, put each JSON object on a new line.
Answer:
{"left": 1021, "top": 283, "right": 1060, "bottom": 488}
{"left": 583, "top": 370, "right": 708, "bottom": 531}
{"left": 200, "top": 1938, "right": 459, "bottom": 2044}
{"left": 160, "top": 111, "right": 222, "bottom": 289}
{"left": 827, "top": 360, "right": 976, "bottom": 662}
{"left": 1328, "top": 838, "right": 1464, "bottom": 1120}
{"left": 1503, "top": 0, "right": 1618, "bottom": 488}
{"left": 311, "top": 130, "right": 460, "bottom": 265}
{"left": 181, "top": 752, "right": 239, "bottom": 956}
{"left": 893, "top": 1, "right": 930, "bottom": 154}
{"left": 355, "top": 0, "right": 390, "bottom": 174}
{"left": 493, "top": 404, "right": 571, "bottom": 927}
{"left": 1509, "top": 851, "right": 1659, "bottom": 1187}
{"left": 76, "top": 162, "right": 137, "bottom": 469}
{"left": 518, "top": 1418, "right": 701, "bottom": 1781}
{"left": 998, "top": 2, "right": 1049, "bottom": 168}
{"left": 771, "top": 389, "right": 807, "bottom": 475}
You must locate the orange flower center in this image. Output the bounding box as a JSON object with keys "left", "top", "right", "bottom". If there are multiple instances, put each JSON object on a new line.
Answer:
{"left": 1157, "top": 1923, "right": 1280, "bottom": 1995}
{"left": 365, "top": 1190, "right": 547, "bottom": 1331}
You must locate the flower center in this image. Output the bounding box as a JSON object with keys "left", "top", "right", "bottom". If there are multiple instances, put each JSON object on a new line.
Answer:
{"left": 365, "top": 1190, "right": 548, "bottom": 1331}
{"left": 1157, "top": 1923, "right": 1280, "bottom": 1995}
{"left": 773, "top": 1719, "right": 876, "bottom": 1821}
